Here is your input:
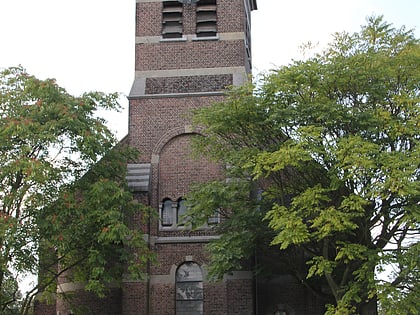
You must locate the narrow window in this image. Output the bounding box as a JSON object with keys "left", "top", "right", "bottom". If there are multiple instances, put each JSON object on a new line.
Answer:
{"left": 176, "top": 262, "right": 203, "bottom": 315}
{"left": 161, "top": 198, "right": 174, "bottom": 226}
{"left": 177, "top": 198, "right": 188, "bottom": 225}
{"left": 196, "top": 0, "right": 217, "bottom": 38}
{"left": 162, "top": 1, "right": 183, "bottom": 39}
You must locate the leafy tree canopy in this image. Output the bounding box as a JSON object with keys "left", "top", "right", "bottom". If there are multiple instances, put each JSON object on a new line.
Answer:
{"left": 187, "top": 16, "right": 420, "bottom": 315}
{"left": 0, "top": 66, "right": 152, "bottom": 315}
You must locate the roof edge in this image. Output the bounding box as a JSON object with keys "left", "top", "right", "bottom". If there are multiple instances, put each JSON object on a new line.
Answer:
{"left": 250, "top": 0, "right": 257, "bottom": 10}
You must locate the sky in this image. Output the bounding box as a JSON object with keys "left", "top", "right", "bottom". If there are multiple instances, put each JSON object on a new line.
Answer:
{"left": 0, "top": 0, "right": 419, "bottom": 139}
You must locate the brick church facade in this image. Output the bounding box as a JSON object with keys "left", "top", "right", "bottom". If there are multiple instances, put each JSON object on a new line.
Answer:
{"left": 122, "top": 0, "right": 257, "bottom": 313}
{"left": 34, "top": 1, "right": 326, "bottom": 314}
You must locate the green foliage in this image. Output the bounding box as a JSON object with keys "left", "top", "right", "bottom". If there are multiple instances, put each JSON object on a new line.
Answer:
{"left": 186, "top": 180, "right": 267, "bottom": 279}
{"left": 0, "top": 271, "right": 23, "bottom": 314}
{"left": 0, "top": 66, "right": 152, "bottom": 314}
{"left": 377, "top": 241, "right": 420, "bottom": 315}
{"left": 188, "top": 16, "right": 420, "bottom": 314}
{"left": 266, "top": 204, "right": 310, "bottom": 249}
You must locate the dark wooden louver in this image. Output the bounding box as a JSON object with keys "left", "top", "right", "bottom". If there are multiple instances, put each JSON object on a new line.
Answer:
{"left": 196, "top": 1, "right": 217, "bottom": 37}
{"left": 162, "top": 2, "right": 183, "bottom": 38}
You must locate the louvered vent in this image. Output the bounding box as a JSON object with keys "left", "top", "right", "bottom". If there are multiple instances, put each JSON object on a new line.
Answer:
{"left": 126, "top": 163, "right": 151, "bottom": 192}
{"left": 162, "top": 1, "right": 183, "bottom": 39}
{"left": 196, "top": 0, "right": 217, "bottom": 37}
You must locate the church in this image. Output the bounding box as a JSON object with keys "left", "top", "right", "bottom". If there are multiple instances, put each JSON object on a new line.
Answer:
{"left": 34, "top": 1, "right": 325, "bottom": 314}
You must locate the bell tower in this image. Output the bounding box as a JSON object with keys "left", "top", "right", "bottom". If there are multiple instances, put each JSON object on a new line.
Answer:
{"left": 124, "top": 0, "right": 257, "bottom": 314}
{"left": 34, "top": 1, "right": 258, "bottom": 314}
{"left": 34, "top": 1, "right": 329, "bottom": 313}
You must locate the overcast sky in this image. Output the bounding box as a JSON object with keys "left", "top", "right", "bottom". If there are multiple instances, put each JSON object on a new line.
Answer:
{"left": 1, "top": 0, "right": 419, "bottom": 139}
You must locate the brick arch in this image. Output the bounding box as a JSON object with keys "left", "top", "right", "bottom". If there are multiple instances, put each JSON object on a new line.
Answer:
{"left": 157, "top": 132, "right": 222, "bottom": 202}
{"left": 152, "top": 125, "right": 203, "bottom": 157}
{"left": 156, "top": 246, "right": 208, "bottom": 277}
{"left": 170, "top": 259, "right": 210, "bottom": 281}
{"left": 172, "top": 255, "right": 207, "bottom": 271}
{"left": 158, "top": 133, "right": 202, "bottom": 200}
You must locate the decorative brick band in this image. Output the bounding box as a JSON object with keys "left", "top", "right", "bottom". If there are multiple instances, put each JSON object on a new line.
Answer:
{"left": 145, "top": 74, "right": 233, "bottom": 94}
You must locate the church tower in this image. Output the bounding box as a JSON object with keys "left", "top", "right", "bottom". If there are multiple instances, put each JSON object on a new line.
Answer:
{"left": 124, "top": 0, "right": 258, "bottom": 314}
{"left": 34, "top": 1, "right": 258, "bottom": 314}
{"left": 32, "top": 0, "right": 328, "bottom": 313}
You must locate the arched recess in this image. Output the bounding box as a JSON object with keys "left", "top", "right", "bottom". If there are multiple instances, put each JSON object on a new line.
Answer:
{"left": 152, "top": 126, "right": 199, "bottom": 158}
{"left": 176, "top": 262, "right": 204, "bottom": 315}
{"left": 157, "top": 132, "right": 221, "bottom": 201}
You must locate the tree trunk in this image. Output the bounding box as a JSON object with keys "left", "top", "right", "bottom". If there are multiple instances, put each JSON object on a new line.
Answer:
{"left": 359, "top": 296, "right": 378, "bottom": 315}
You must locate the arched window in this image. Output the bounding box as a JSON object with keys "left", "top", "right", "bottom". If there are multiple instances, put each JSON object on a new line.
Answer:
{"left": 161, "top": 198, "right": 174, "bottom": 226}
{"left": 177, "top": 198, "right": 188, "bottom": 225}
{"left": 176, "top": 262, "right": 203, "bottom": 314}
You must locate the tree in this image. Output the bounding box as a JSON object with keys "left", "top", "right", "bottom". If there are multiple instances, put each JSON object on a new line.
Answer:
{"left": 187, "top": 16, "right": 420, "bottom": 315}
{"left": 0, "top": 66, "right": 152, "bottom": 315}
{"left": 0, "top": 270, "right": 23, "bottom": 314}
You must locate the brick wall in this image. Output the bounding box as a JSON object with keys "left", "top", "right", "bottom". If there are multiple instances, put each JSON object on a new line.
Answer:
{"left": 128, "top": 95, "right": 225, "bottom": 162}
{"left": 151, "top": 243, "right": 208, "bottom": 275}
{"left": 227, "top": 279, "right": 254, "bottom": 315}
{"left": 135, "top": 40, "right": 246, "bottom": 71}
{"left": 56, "top": 288, "right": 122, "bottom": 315}
{"left": 122, "top": 282, "right": 148, "bottom": 315}
{"left": 136, "top": 2, "right": 161, "bottom": 37}
{"left": 204, "top": 281, "right": 228, "bottom": 314}
{"left": 135, "top": 0, "right": 248, "bottom": 73}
